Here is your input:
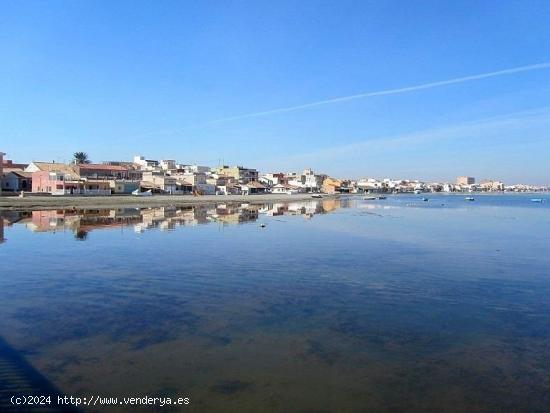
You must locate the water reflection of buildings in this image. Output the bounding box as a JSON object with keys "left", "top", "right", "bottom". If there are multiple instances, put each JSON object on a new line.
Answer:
{"left": 211, "top": 204, "right": 260, "bottom": 225}
{"left": 1, "top": 210, "right": 34, "bottom": 244}
{"left": 0, "top": 199, "right": 347, "bottom": 241}
{"left": 259, "top": 199, "right": 342, "bottom": 218}
{"left": 27, "top": 209, "right": 142, "bottom": 233}
{"left": 137, "top": 206, "right": 200, "bottom": 232}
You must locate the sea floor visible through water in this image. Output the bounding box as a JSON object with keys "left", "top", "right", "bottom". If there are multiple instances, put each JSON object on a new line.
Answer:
{"left": 1, "top": 194, "right": 549, "bottom": 412}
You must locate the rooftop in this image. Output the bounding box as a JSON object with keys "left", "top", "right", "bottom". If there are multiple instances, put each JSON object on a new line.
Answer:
{"left": 77, "top": 163, "right": 129, "bottom": 171}
{"left": 31, "top": 162, "right": 78, "bottom": 175}
{"left": 242, "top": 181, "right": 266, "bottom": 189}
{"left": 6, "top": 170, "right": 33, "bottom": 178}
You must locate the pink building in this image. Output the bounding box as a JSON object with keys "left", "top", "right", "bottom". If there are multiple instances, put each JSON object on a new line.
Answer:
{"left": 30, "top": 163, "right": 111, "bottom": 195}
{"left": 32, "top": 171, "right": 111, "bottom": 195}
{"left": 32, "top": 170, "right": 79, "bottom": 194}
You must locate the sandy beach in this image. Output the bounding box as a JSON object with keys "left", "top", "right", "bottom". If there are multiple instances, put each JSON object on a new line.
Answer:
{"left": 0, "top": 193, "right": 338, "bottom": 211}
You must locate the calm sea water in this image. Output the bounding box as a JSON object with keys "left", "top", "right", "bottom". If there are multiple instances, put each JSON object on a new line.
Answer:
{"left": 1, "top": 194, "right": 549, "bottom": 412}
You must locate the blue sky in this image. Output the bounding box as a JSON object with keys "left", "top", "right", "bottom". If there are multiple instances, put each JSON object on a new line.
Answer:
{"left": 1, "top": 0, "right": 550, "bottom": 183}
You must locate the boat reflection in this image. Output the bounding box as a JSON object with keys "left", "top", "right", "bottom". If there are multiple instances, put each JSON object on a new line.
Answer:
{"left": 0, "top": 199, "right": 346, "bottom": 242}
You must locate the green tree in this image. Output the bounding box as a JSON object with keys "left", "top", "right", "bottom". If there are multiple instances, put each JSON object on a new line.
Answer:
{"left": 73, "top": 152, "right": 90, "bottom": 164}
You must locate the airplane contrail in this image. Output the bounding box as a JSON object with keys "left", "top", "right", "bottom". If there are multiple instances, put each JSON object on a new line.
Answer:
{"left": 203, "top": 62, "right": 550, "bottom": 125}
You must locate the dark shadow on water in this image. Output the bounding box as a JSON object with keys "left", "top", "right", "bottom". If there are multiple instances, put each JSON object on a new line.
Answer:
{"left": 0, "top": 336, "right": 80, "bottom": 412}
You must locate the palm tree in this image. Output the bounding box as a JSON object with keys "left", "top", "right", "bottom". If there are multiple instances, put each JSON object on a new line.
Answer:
{"left": 73, "top": 152, "right": 90, "bottom": 164}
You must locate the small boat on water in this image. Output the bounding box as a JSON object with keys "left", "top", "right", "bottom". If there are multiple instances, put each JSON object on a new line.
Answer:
{"left": 364, "top": 196, "right": 377, "bottom": 200}
{"left": 414, "top": 190, "right": 422, "bottom": 194}
{"left": 465, "top": 197, "right": 475, "bottom": 201}
{"left": 531, "top": 198, "right": 544, "bottom": 203}
{"left": 311, "top": 194, "right": 323, "bottom": 198}
{"left": 377, "top": 196, "right": 387, "bottom": 200}
{"left": 421, "top": 197, "right": 429, "bottom": 202}
{"left": 132, "top": 189, "right": 153, "bottom": 197}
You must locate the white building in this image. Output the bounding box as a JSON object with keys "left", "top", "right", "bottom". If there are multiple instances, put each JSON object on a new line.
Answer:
{"left": 481, "top": 180, "right": 505, "bottom": 191}
{"left": 272, "top": 184, "right": 304, "bottom": 195}
{"left": 302, "top": 168, "right": 327, "bottom": 192}
{"left": 279, "top": 169, "right": 326, "bottom": 192}
{"left": 160, "top": 159, "right": 176, "bottom": 170}
{"left": 260, "top": 173, "right": 286, "bottom": 187}
{"left": 357, "top": 178, "right": 382, "bottom": 192}
{"left": 182, "top": 164, "right": 211, "bottom": 174}
{"left": 443, "top": 183, "right": 454, "bottom": 192}
{"left": 133, "top": 155, "right": 159, "bottom": 171}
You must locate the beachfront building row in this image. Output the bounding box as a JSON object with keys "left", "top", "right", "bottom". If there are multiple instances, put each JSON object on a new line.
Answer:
{"left": 1, "top": 151, "right": 548, "bottom": 196}
{"left": 0, "top": 153, "right": 270, "bottom": 196}
{"left": 354, "top": 176, "right": 547, "bottom": 193}
{"left": 260, "top": 170, "right": 324, "bottom": 194}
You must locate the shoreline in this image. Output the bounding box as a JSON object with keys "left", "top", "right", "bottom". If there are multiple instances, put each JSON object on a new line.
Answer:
{"left": 0, "top": 193, "right": 340, "bottom": 211}
{"left": 0, "top": 191, "right": 544, "bottom": 211}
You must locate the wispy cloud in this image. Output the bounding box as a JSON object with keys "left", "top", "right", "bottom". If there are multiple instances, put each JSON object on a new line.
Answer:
{"left": 259, "top": 106, "right": 550, "bottom": 168}
{"left": 133, "top": 62, "right": 550, "bottom": 139}
{"left": 203, "top": 62, "right": 550, "bottom": 125}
